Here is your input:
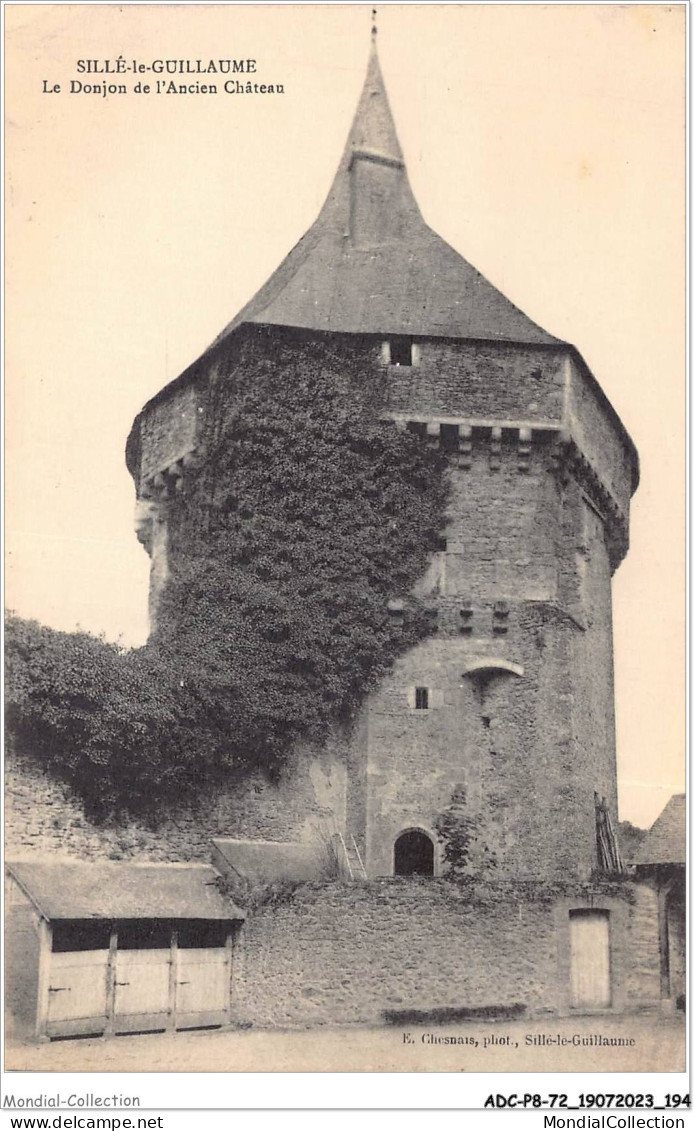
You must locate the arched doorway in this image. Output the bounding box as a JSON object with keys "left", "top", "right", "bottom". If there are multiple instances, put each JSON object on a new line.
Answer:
{"left": 394, "top": 829, "right": 435, "bottom": 876}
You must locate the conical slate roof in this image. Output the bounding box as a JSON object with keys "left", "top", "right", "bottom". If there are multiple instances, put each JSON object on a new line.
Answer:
{"left": 210, "top": 40, "right": 562, "bottom": 349}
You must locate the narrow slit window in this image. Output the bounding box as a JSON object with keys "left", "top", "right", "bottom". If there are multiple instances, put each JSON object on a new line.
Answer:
{"left": 415, "top": 686, "right": 429, "bottom": 710}
{"left": 390, "top": 339, "right": 413, "bottom": 367}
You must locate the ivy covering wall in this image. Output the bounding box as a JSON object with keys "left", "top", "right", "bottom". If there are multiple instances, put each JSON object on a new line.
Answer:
{"left": 6, "top": 334, "right": 450, "bottom": 817}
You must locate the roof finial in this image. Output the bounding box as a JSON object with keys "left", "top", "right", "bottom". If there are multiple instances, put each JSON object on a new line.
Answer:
{"left": 371, "top": 8, "right": 378, "bottom": 40}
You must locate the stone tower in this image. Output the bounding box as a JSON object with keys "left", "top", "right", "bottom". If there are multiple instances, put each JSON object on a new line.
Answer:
{"left": 127, "top": 40, "right": 638, "bottom": 882}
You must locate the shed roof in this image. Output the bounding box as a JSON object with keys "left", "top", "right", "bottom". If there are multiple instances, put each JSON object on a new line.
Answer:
{"left": 204, "top": 40, "right": 561, "bottom": 354}
{"left": 634, "top": 794, "right": 686, "bottom": 867}
{"left": 211, "top": 839, "right": 325, "bottom": 885}
{"left": 6, "top": 861, "right": 245, "bottom": 921}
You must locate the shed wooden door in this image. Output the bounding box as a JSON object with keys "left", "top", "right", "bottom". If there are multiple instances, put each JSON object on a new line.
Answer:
{"left": 113, "top": 950, "right": 171, "bottom": 1033}
{"left": 175, "top": 947, "right": 230, "bottom": 1029}
{"left": 570, "top": 910, "right": 611, "bottom": 1009}
{"left": 46, "top": 950, "right": 109, "bottom": 1038}
{"left": 40, "top": 919, "right": 234, "bottom": 1039}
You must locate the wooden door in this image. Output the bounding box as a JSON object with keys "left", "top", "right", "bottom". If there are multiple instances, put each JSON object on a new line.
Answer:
{"left": 46, "top": 950, "right": 109, "bottom": 1038}
{"left": 42, "top": 919, "right": 233, "bottom": 1039}
{"left": 175, "top": 946, "right": 230, "bottom": 1029}
{"left": 570, "top": 909, "right": 611, "bottom": 1009}
{"left": 113, "top": 949, "right": 172, "bottom": 1033}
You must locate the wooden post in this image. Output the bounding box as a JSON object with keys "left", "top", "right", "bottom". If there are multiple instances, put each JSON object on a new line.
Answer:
{"left": 657, "top": 885, "right": 671, "bottom": 999}
{"left": 168, "top": 929, "right": 178, "bottom": 1032}
{"left": 103, "top": 925, "right": 118, "bottom": 1037}
{"left": 657, "top": 875, "right": 675, "bottom": 1001}
{"left": 226, "top": 928, "right": 234, "bottom": 1025}
{"left": 35, "top": 918, "right": 52, "bottom": 1039}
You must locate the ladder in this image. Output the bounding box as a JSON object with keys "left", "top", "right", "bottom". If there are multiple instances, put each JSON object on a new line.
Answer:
{"left": 351, "top": 835, "right": 368, "bottom": 880}
{"left": 336, "top": 831, "right": 353, "bottom": 879}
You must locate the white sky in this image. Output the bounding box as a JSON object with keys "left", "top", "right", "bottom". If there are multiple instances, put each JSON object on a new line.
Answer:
{"left": 5, "top": 4, "right": 685, "bottom": 828}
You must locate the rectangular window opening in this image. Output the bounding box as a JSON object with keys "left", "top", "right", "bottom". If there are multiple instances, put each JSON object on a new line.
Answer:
{"left": 390, "top": 339, "right": 413, "bottom": 367}
{"left": 415, "top": 686, "right": 429, "bottom": 710}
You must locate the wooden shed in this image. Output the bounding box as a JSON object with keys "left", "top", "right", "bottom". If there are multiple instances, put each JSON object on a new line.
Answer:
{"left": 5, "top": 861, "right": 245, "bottom": 1041}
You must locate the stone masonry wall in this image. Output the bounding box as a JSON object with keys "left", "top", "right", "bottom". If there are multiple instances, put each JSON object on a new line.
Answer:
{"left": 357, "top": 603, "right": 598, "bottom": 880}
{"left": 233, "top": 879, "right": 559, "bottom": 1028}
{"left": 349, "top": 431, "right": 616, "bottom": 881}
{"left": 139, "top": 382, "right": 200, "bottom": 484}
{"left": 232, "top": 879, "right": 655, "bottom": 1029}
{"left": 129, "top": 328, "right": 634, "bottom": 511}
{"left": 566, "top": 356, "right": 634, "bottom": 514}
{"left": 5, "top": 739, "right": 348, "bottom": 865}
{"left": 667, "top": 884, "right": 686, "bottom": 1002}
{"left": 442, "top": 436, "right": 562, "bottom": 604}
{"left": 567, "top": 494, "right": 620, "bottom": 827}
{"left": 623, "top": 879, "right": 662, "bottom": 1007}
{"left": 5, "top": 881, "right": 42, "bottom": 1038}
{"left": 384, "top": 339, "right": 565, "bottom": 423}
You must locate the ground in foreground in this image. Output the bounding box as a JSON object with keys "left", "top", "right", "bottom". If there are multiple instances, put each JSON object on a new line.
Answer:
{"left": 5, "top": 1013, "right": 685, "bottom": 1073}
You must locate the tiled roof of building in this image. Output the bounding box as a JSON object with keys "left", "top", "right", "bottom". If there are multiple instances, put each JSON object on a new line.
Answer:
{"left": 6, "top": 861, "right": 245, "bottom": 921}
{"left": 205, "top": 41, "right": 562, "bottom": 351}
{"left": 634, "top": 794, "right": 686, "bottom": 866}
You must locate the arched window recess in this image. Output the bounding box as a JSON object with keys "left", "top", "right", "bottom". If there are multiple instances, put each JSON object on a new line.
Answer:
{"left": 460, "top": 658, "right": 524, "bottom": 705}
{"left": 460, "top": 658, "right": 524, "bottom": 679}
